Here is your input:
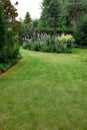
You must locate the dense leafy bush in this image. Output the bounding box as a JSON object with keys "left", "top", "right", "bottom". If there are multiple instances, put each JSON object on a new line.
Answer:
{"left": 58, "top": 34, "right": 75, "bottom": 53}
{"left": 0, "top": 30, "right": 20, "bottom": 74}
{"left": 75, "top": 16, "right": 87, "bottom": 46}
{"left": 0, "top": 30, "right": 20, "bottom": 63}
{"left": 0, "top": 3, "right": 20, "bottom": 64}
{"left": 22, "top": 34, "right": 74, "bottom": 53}
{"left": 0, "top": 56, "right": 21, "bottom": 74}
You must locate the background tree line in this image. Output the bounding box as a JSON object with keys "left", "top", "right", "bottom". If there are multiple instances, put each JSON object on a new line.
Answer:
{"left": 19, "top": 0, "right": 87, "bottom": 47}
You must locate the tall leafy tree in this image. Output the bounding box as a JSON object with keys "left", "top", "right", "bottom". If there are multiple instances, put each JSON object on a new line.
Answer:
{"left": 40, "top": 0, "right": 61, "bottom": 34}
{"left": 58, "top": 0, "right": 71, "bottom": 27}
{"left": 65, "top": 0, "right": 87, "bottom": 29}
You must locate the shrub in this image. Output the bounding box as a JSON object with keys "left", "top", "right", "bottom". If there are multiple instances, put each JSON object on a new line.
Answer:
{"left": 12, "top": 43, "right": 20, "bottom": 59}
{"left": 0, "top": 4, "right": 20, "bottom": 63}
{"left": 22, "top": 34, "right": 74, "bottom": 53}
{"left": 22, "top": 42, "right": 31, "bottom": 49}
{"left": 75, "top": 16, "right": 87, "bottom": 46}
{"left": 0, "top": 3, "right": 20, "bottom": 73}
{"left": 0, "top": 30, "right": 20, "bottom": 63}
{"left": 31, "top": 42, "right": 41, "bottom": 51}
{"left": 58, "top": 34, "right": 75, "bottom": 53}
{"left": 0, "top": 56, "right": 21, "bottom": 74}
{"left": 58, "top": 33, "right": 74, "bottom": 41}
{"left": 41, "top": 45, "right": 49, "bottom": 52}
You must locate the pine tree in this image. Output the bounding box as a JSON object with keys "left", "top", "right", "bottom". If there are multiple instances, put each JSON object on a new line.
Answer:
{"left": 24, "top": 12, "right": 32, "bottom": 24}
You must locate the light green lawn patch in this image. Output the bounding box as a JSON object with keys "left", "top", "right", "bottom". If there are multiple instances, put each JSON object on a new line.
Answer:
{"left": 0, "top": 48, "right": 87, "bottom": 130}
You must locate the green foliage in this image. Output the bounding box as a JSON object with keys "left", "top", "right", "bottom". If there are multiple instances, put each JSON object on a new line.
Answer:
{"left": 65, "top": 0, "right": 87, "bottom": 29}
{"left": 0, "top": 4, "right": 6, "bottom": 50}
{"left": 0, "top": 29, "right": 20, "bottom": 73}
{"left": 24, "top": 12, "right": 32, "bottom": 24}
{"left": 22, "top": 42, "right": 31, "bottom": 49}
{"left": 0, "top": 1, "right": 20, "bottom": 67}
{"left": 0, "top": 0, "right": 19, "bottom": 29}
{"left": 32, "top": 19, "right": 39, "bottom": 29}
{"left": 19, "top": 15, "right": 38, "bottom": 44}
{"left": 58, "top": 34, "right": 75, "bottom": 53}
{"left": 40, "top": 0, "right": 61, "bottom": 34}
{"left": 0, "top": 56, "right": 21, "bottom": 74}
{"left": 22, "top": 34, "right": 74, "bottom": 53}
{"left": 75, "top": 16, "right": 87, "bottom": 46}
{"left": 0, "top": 29, "right": 20, "bottom": 63}
{"left": 18, "top": 23, "right": 33, "bottom": 43}
{"left": 19, "top": 12, "right": 33, "bottom": 43}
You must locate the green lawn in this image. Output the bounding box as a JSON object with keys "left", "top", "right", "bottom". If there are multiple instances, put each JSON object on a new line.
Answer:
{"left": 0, "top": 48, "right": 87, "bottom": 130}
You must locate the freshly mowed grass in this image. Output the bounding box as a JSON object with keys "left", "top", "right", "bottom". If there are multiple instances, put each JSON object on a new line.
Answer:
{"left": 0, "top": 48, "right": 87, "bottom": 130}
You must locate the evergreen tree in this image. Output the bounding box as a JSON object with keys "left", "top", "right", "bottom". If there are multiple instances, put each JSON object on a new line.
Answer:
{"left": 24, "top": 12, "right": 32, "bottom": 24}
{"left": 40, "top": 0, "right": 61, "bottom": 34}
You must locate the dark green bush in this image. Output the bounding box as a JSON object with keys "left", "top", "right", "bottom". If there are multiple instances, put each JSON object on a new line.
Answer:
{"left": 22, "top": 42, "right": 31, "bottom": 49}
{"left": 0, "top": 5, "right": 20, "bottom": 62}
{"left": 0, "top": 56, "right": 21, "bottom": 74}
{"left": 0, "top": 3, "right": 20, "bottom": 74}
{"left": 0, "top": 30, "right": 20, "bottom": 63}
{"left": 75, "top": 16, "right": 87, "bottom": 46}
{"left": 41, "top": 45, "right": 49, "bottom": 52}
{"left": 31, "top": 43, "right": 40, "bottom": 51}
{"left": 12, "top": 43, "right": 20, "bottom": 59}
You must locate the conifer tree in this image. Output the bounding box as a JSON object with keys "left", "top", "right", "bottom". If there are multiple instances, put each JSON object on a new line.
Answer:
{"left": 40, "top": 0, "right": 61, "bottom": 34}
{"left": 24, "top": 12, "right": 32, "bottom": 24}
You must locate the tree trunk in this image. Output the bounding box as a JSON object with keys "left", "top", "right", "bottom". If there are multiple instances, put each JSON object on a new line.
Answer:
{"left": 72, "top": 16, "right": 76, "bottom": 31}
{"left": 53, "top": 26, "right": 56, "bottom": 35}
